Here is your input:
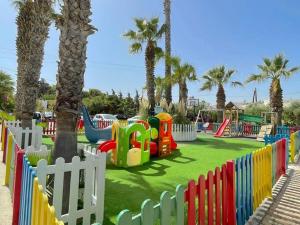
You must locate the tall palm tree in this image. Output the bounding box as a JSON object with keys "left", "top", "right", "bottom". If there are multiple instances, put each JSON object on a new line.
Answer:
{"left": 53, "top": 0, "right": 96, "bottom": 161}
{"left": 164, "top": 0, "right": 172, "bottom": 105}
{"left": 201, "top": 66, "right": 242, "bottom": 122}
{"left": 53, "top": 0, "right": 96, "bottom": 213}
{"left": 14, "top": 0, "right": 52, "bottom": 128}
{"left": 168, "top": 56, "right": 197, "bottom": 109}
{"left": 124, "top": 18, "right": 166, "bottom": 115}
{"left": 246, "top": 54, "right": 299, "bottom": 125}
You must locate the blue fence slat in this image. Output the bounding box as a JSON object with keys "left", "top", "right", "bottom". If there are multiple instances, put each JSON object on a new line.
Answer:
{"left": 19, "top": 157, "right": 35, "bottom": 225}
{"left": 236, "top": 154, "right": 253, "bottom": 225}
{"left": 235, "top": 158, "right": 241, "bottom": 225}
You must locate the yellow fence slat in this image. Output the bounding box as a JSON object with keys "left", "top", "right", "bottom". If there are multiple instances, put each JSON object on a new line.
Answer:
{"left": 290, "top": 133, "right": 295, "bottom": 163}
{"left": 4, "top": 133, "right": 13, "bottom": 185}
{"left": 31, "top": 177, "right": 64, "bottom": 225}
{"left": 253, "top": 146, "right": 272, "bottom": 210}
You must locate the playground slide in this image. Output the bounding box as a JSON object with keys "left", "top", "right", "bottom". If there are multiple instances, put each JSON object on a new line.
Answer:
{"left": 170, "top": 135, "right": 177, "bottom": 150}
{"left": 98, "top": 140, "right": 116, "bottom": 152}
{"left": 81, "top": 105, "right": 112, "bottom": 143}
{"left": 214, "top": 119, "right": 230, "bottom": 137}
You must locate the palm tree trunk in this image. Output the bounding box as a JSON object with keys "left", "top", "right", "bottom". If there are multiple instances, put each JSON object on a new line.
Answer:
{"left": 164, "top": 0, "right": 172, "bottom": 105}
{"left": 270, "top": 78, "right": 283, "bottom": 125}
{"left": 15, "top": 1, "right": 52, "bottom": 128}
{"left": 145, "top": 41, "right": 156, "bottom": 114}
{"left": 216, "top": 84, "right": 226, "bottom": 122}
{"left": 53, "top": 0, "right": 95, "bottom": 213}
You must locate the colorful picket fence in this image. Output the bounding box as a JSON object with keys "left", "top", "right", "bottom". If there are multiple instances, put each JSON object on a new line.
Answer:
{"left": 290, "top": 131, "right": 300, "bottom": 162}
{"left": 1, "top": 120, "right": 106, "bottom": 225}
{"left": 43, "top": 119, "right": 85, "bottom": 136}
{"left": 172, "top": 124, "right": 197, "bottom": 141}
{"left": 117, "top": 138, "right": 288, "bottom": 225}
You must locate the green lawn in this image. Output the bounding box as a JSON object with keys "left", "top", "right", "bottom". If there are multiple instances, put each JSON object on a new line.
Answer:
{"left": 43, "top": 133, "right": 264, "bottom": 224}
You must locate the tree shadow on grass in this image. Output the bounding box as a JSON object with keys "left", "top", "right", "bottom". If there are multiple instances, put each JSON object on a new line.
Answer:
{"left": 122, "top": 151, "right": 196, "bottom": 177}
{"left": 103, "top": 175, "right": 176, "bottom": 225}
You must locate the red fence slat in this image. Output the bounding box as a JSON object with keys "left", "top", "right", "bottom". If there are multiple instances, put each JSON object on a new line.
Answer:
{"left": 215, "top": 167, "right": 221, "bottom": 225}
{"left": 221, "top": 164, "right": 227, "bottom": 225}
{"left": 12, "top": 150, "right": 24, "bottom": 225}
{"left": 226, "top": 160, "right": 236, "bottom": 225}
{"left": 186, "top": 180, "right": 196, "bottom": 225}
{"left": 207, "top": 171, "right": 214, "bottom": 225}
{"left": 197, "top": 175, "right": 205, "bottom": 225}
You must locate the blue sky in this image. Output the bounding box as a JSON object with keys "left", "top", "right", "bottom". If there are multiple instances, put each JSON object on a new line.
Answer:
{"left": 1, "top": 0, "right": 300, "bottom": 104}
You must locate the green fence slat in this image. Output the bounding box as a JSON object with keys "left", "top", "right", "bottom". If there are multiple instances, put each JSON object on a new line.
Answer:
{"left": 160, "top": 191, "right": 172, "bottom": 225}
{"left": 117, "top": 210, "right": 133, "bottom": 225}
{"left": 141, "top": 199, "right": 154, "bottom": 225}
{"left": 175, "top": 185, "right": 185, "bottom": 225}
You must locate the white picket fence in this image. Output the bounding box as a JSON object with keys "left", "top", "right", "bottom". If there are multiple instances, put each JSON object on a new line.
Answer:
{"left": 5, "top": 120, "right": 42, "bottom": 150}
{"left": 36, "top": 151, "right": 106, "bottom": 225}
{"left": 172, "top": 124, "right": 197, "bottom": 141}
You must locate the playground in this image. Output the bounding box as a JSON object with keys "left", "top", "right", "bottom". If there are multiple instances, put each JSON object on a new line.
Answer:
{"left": 42, "top": 132, "right": 264, "bottom": 224}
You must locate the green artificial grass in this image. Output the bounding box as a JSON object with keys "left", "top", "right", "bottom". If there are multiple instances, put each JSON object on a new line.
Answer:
{"left": 43, "top": 133, "right": 264, "bottom": 224}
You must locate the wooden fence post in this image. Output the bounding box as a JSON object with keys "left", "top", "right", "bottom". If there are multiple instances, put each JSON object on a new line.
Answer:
{"left": 226, "top": 160, "right": 236, "bottom": 225}
{"left": 12, "top": 150, "right": 24, "bottom": 225}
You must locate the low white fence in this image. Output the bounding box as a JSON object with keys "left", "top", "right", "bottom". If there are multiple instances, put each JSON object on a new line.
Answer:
{"left": 36, "top": 151, "right": 106, "bottom": 225}
{"left": 172, "top": 124, "right": 197, "bottom": 142}
{"left": 5, "top": 119, "right": 42, "bottom": 150}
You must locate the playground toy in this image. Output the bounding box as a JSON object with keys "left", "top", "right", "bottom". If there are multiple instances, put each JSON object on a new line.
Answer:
{"left": 81, "top": 105, "right": 112, "bottom": 143}
{"left": 148, "top": 112, "right": 177, "bottom": 157}
{"left": 214, "top": 102, "right": 267, "bottom": 138}
{"left": 98, "top": 121, "right": 152, "bottom": 167}
{"left": 98, "top": 112, "right": 178, "bottom": 167}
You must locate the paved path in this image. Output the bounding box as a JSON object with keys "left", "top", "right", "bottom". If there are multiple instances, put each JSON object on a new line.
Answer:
{"left": 247, "top": 159, "right": 300, "bottom": 225}
{"left": 0, "top": 150, "right": 13, "bottom": 225}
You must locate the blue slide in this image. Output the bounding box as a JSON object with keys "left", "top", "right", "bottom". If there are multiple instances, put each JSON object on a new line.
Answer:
{"left": 81, "top": 105, "right": 112, "bottom": 143}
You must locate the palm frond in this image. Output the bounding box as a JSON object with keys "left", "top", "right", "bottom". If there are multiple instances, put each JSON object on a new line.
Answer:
{"left": 263, "top": 58, "right": 272, "bottom": 67}
{"left": 156, "top": 23, "right": 166, "bottom": 39}
{"left": 245, "top": 74, "right": 268, "bottom": 83}
{"left": 154, "top": 47, "right": 164, "bottom": 63}
{"left": 200, "top": 80, "right": 213, "bottom": 91}
{"left": 134, "top": 18, "right": 147, "bottom": 31}
{"left": 231, "top": 81, "right": 243, "bottom": 87}
{"left": 223, "top": 69, "right": 235, "bottom": 83}
{"left": 129, "top": 42, "right": 142, "bottom": 54}
{"left": 12, "top": 0, "right": 26, "bottom": 10}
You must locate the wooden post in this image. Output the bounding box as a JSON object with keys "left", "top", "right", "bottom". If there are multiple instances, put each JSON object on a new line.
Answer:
{"left": 12, "top": 150, "right": 25, "bottom": 225}
{"left": 226, "top": 160, "right": 236, "bottom": 225}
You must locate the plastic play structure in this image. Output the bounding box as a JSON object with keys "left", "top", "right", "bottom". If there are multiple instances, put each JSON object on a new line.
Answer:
{"left": 81, "top": 105, "right": 112, "bottom": 143}
{"left": 98, "top": 121, "right": 151, "bottom": 167}
{"left": 98, "top": 112, "right": 177, "bottom": 167}
{"left": 148, "top": 112, "right": 177, "bottom": 157}
{"left": 214, "top": 102, "right": 267, "bottom": 138}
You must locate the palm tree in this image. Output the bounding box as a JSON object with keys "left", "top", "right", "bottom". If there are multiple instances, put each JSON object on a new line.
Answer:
{"left": 53, "top": 0, "right": 96, "bottom": 213}
{"left": 164, "top": 0, "right": 172, "bottom": 105}
{"left": 124, "top": 18, "right": 166, "bottom": 115}
{"left": 14, "top": 0, "right": 52, "bottom": 128}
{"left": 246, "top": 54, "right": 299, "bottom": 125}
{"left": 201, "top": 66, "right": 242, "bottom": 122}
{"left": 53, "top": 0, "right": 96, "bottom": 161}
{"left": 168, "top": 56, "right": 197, "bottom": 109}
